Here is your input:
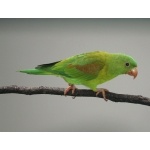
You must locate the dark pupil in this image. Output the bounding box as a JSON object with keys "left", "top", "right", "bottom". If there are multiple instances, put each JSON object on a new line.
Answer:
{"left": 126, "top": 63, "right": 129, "bottom": 66}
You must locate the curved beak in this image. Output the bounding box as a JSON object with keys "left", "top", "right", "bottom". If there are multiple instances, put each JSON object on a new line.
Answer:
{"left": 127, "top": 67, "right": 138, "bottom": 79}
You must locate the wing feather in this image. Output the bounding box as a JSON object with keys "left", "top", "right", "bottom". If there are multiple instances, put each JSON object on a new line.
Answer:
{"left": 52, "top": 51, "right": 106, "bottom": 81}
{"left": 35, "top": 51, "right": 107, "bottom": 81}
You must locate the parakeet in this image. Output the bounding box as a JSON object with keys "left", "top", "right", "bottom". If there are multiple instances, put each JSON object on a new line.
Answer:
{"left": 19, "top": 51, "right": 138, "bottom": 100}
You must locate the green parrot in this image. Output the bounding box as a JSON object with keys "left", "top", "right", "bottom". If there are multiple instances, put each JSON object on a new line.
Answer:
{"left": 19, "top": 51, "right": 138, "bottom": 100}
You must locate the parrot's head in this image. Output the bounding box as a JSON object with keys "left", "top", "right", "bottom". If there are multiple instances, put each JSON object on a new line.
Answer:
{"left": 109, "top": 53, "right": 138, "bottom": 79}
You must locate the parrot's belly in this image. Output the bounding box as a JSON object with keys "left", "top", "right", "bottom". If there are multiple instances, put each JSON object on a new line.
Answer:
{"left": 63, "top": 74, "right": 117, "bottom": 91}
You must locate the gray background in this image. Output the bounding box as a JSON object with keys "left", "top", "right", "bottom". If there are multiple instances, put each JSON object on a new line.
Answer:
{"left": 0, "top": 19, "right": 150, "bottom": 131}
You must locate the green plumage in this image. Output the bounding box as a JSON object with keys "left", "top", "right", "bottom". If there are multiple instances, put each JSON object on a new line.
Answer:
{"left": 19, "top": 51, "right": 137, "bottom": 91}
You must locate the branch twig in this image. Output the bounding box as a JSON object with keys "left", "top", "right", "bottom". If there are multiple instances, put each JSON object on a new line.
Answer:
{"left": 0, "top": 85, "right": 149, "bottom": 106}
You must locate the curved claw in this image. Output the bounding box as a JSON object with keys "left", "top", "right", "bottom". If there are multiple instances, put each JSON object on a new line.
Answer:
{"left": 96, "top": 88, "right": 109, "bottom": 101}
{"left": 64, "top": 84, "right": 77, "bottom": 95}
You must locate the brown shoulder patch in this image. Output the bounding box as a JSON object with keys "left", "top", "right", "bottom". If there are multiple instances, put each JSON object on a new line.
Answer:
{"left": 68, "top": 63, "right": 101, "bottom": 74}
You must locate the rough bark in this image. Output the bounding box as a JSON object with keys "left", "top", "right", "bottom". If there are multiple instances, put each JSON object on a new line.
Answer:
{"left": 0, "top": 85, "right": 149, "bottom": 106}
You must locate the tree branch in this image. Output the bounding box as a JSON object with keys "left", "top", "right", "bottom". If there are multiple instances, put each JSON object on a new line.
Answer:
{"left": 0, "top": 85, "right": 149, "bottom": 106}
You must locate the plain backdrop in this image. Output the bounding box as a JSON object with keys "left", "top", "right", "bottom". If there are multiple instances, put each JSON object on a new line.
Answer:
{"left": 0, "top": 18, "right": 150, "bottom": 131}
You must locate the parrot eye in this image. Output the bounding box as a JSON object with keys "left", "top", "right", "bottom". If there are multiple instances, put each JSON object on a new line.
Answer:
{"left": 125, "top": 62, "right": 130, "bottom": 67}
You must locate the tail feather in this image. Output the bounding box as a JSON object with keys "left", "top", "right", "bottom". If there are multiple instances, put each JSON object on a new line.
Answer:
{"left": 19, "top": 61, "right": 60, "bottom": 75}
{"left": 19, "top": 69, "right": 52, "bottom": 75}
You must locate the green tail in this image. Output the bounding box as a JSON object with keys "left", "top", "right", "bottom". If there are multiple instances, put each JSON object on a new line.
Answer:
{"left": 19, "top": 61, "right": 60, "bottom": 75}
{"left": 19, "top": 69, "right": 52, "bottom": 75}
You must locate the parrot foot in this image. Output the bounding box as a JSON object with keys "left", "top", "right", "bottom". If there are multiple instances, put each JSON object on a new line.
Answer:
{"left": 64, "top": 84, "right": 77, "bottom": 95}
{"left": 96, "top": 88, "right": 109, "bottom": 101}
